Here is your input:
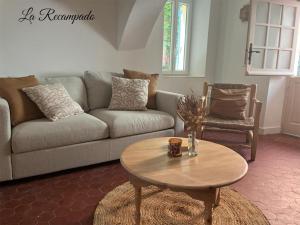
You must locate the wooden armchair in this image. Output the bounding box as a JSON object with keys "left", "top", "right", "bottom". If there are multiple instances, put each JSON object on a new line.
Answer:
{"left": 200, "top": 82, "right": 262, "bottom": 161}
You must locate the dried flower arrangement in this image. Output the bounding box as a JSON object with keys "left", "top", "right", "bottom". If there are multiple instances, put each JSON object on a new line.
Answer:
{"left": 177, "top": 93, "right": 206, "bottom": 156}
{"left": 177, "top": 94, "right": 206, "bottom": 132}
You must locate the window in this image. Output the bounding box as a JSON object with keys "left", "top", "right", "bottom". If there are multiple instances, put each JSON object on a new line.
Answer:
{"left": 162, "top": 0, "right": 192, "bottom": 74}
{"left": 247, "top": 0, "right": 300, "bottom": 76}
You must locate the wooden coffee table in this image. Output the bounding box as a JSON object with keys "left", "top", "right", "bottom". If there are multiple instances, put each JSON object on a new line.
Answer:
{"left": 121, "top": 137, "right": 248, "bottom": 225}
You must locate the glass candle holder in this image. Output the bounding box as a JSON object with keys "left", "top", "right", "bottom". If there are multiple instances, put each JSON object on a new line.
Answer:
{"left": 168, "top": 138, "right": 183, "bottom": 157}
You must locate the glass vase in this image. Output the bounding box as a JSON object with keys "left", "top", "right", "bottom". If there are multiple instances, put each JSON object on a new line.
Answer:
{"left": 188, "top": 130, "right": 198, "bottom": 157}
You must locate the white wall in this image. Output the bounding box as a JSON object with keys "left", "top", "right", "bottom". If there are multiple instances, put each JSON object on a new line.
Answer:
{"left": 189, "top": 0, "right": 211, "bottom": 77}
{"left": 205, "top": 0, "right": 221, "bottom": 83}
{"left": 1, "top": 0, "right": 116, "bottom": 74}
{"left": 116, "top": 0, "right": 135, "bottom": 48}
{"left": 117, "top": 0, "right": 165, "bottom": 50}
{"left": 263, "top": 77, "right": 286, "bottom": 134}
{"left": 0, "top": 0, "right": 162, "bottom": 76}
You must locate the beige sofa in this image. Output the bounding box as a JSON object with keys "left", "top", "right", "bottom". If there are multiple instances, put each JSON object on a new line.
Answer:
{"left": 0, "top": 71, "right": 184, "bottom": 181}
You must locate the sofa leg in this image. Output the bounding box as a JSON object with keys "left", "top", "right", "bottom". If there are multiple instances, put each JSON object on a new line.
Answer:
{"left": 251, "top": 131, "right": 258, "bottom": 161}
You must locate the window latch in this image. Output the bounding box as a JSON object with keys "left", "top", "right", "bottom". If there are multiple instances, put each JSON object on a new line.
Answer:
{"left": 248, "top": 43, "right": 261, "bottom": 65}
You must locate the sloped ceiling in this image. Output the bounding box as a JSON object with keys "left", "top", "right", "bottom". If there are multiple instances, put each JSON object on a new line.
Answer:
{"left": 53, "top": 0, "right": 165, "bottom": 50}
{"left": 116, "top": 0, "right": 166, "bottom": 50}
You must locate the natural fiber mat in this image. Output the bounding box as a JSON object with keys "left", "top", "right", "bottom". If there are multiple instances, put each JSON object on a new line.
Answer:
{"left": 93, "top": 182, "right": 270, "bottom": 225}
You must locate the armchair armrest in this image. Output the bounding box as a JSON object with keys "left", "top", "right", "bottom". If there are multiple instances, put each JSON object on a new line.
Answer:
{"left": 253, "top": 99, "right": 262, "bottom": 130}
{"left": 156, "top": 90, "right": 184, "bottom": 136}
{"left": 0, "top": 97, "right": 12, "bottom": 181}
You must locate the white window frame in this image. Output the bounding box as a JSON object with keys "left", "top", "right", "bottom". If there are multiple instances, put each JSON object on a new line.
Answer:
{"left": 162, "top": 0, "right": 192, "bottom": 75}
{"left": 246, "top": 0, "right": 300, "bottom": 76}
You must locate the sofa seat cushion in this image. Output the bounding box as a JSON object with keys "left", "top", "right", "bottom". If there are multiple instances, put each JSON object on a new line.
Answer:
{"left": 90, "top": 109, "right": 175, "bottom": 138}
{"left": 12, "top": 113, "right": 109, "bottom": 153}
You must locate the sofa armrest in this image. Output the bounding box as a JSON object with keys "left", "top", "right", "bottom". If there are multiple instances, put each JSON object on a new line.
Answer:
{"left": 156, "top": 90, "right": 184, "bottom": 136}
{"left": 0, "top": 97, "right": 13, "bottom": 181}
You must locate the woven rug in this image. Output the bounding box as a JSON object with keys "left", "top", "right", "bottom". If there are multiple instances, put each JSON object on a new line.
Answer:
{"left": 93, "top": 182, "right": 270, "bottom": 225}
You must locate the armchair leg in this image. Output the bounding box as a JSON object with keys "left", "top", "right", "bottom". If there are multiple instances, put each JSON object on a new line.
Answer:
{"left": 246, "top": 131, "right": 253, "bottom": 145}
{"left": 251, "top": 130, "right": 258, "bottom": 161}
{"left": 199, "top": 126, "right": 205, "bottom": 140}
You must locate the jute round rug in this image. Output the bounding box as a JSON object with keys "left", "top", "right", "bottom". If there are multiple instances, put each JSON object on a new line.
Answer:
{"left": 93, "top": 182, "right": 270, "bottom": 225}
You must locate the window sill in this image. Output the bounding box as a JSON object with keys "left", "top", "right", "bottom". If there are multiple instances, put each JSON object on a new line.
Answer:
{"left": 246, "top": 71, "right": 295, "bottom": 76}
{"left": 161, "top": 74, "right": 206, "bottom": 78}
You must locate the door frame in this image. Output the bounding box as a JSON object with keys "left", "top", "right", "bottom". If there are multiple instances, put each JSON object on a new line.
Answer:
{"left": 282, "top": 76, "right": 300, "bottom": 137}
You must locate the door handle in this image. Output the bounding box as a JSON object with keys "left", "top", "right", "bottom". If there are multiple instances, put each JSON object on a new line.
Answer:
{"left": 248, "top": 43, "right": 261, "bottom": 65}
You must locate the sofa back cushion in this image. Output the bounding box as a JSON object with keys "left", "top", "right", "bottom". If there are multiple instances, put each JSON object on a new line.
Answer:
{"left": 84, "top": 71, "right": 123, "bottom": 110}
{"left": 38, "top": 76, "right": 89, "bottom": 112}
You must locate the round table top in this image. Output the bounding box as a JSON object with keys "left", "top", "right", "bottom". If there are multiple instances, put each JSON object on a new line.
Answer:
{"left": 121, "top": 137, "right": 248, "bottom": 190}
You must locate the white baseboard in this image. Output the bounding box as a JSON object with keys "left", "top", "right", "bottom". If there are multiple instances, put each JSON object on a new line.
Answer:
{"left": 281, "top": 132, "right": 300, "bottom": 138}
{"left": 259, "top": 126, "right": 281, "bottom": 135}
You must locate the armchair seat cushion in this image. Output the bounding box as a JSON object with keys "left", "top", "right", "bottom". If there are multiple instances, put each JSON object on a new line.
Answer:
{"left": 90, "top": 109, "right": 174, "bottom": 138}
{"left": 12, "top": 113, "right": 109, "bottom": 153}
{"left": 203, "top": 116, "right": 254, "bottom": 130}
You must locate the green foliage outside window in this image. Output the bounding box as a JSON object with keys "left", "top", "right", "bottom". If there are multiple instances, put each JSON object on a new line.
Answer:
{"left": 163, "top": 1, "right": 173, "bottom": 71}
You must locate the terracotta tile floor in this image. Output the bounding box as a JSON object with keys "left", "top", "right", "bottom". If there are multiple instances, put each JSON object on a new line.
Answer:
{"left": 0, "top": 132, "right": 299, "bottom": 225}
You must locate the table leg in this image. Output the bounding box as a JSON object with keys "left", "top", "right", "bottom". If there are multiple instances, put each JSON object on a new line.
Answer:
{"left": 184, "top": 188, "right": 216, "bottom": 225}
{"left": 204, "top": 200, "right": 213, "bottom": 225}
{"left": 214, "top": 188, "right": 221, "bottom": 207}
{"left": 134, "top": 185, "right": 142, "bottom": 225}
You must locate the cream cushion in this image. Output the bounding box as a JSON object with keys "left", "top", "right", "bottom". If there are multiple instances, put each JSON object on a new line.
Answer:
{"left": 108, "top": 77, "right": 149, "bottom": 111}
{"left": 90, "top": 109, "right": 175, "bottom": 138}
{"left": 23, "top": 83, "right": 84, "bottom": 121}
{"left": 39, "top": 76, "right": 89, "bottom": 112}
{"left": 123, "top": 69, "right": 159, "bottom": 109}
{"left": 12, "top": 113, "right": 109, "bottom": 153}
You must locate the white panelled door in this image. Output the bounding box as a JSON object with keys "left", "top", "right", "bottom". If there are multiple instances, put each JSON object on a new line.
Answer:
{"left": 247, "top": 0, "right": 300, "bottom": 76}
{"left": 282, "top": 77, "right": 300, "bottom": 137}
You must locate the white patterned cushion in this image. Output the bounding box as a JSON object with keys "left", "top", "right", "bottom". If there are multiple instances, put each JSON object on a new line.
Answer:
{"left": 108, "top": 77, "right": 149, "bottom": 111}
{"left": 22, "top": 83, "right": 84, "bottom": 121}
{"left": 38, "top": 76, "right": 89, "bottom": 112}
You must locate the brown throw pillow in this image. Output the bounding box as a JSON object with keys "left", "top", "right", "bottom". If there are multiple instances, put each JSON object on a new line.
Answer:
{"left": 209, "top": 87, "right": 249, "bottom": 120}
{"left": 0, "top": 75, "right": 44, "bottom": 126}
{"left": 123, "top": 69, "right": 159, "bottom": 109}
